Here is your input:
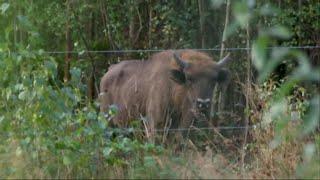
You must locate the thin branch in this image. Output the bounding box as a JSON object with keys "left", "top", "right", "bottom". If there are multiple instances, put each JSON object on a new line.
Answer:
{"left": 133, "top": 6, "right": 143, "bottom": 44}
{"left": 220, "top": 0, "right": 230, "bottom": 59}
{"left": 99, "top": 0, "right": 116, "bottom": 49}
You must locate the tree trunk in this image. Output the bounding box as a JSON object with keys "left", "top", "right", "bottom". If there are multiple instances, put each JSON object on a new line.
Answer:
{"left": 198, "top": 0, "right": 205, "bottom": 48}
{"left": 88, "top": 11, "right": 95, "bottom": 42}
{"left": 212, "top": 0, "right": 231, "bottom": 118}
{"left": 64, "top": 0, "right": 72, "bottom": 83}
{"left": 220, "top": 0, "right": 230, "bottom": 59}
{"left": 129, "top": 3, "right": 135, "bottom": 48}
{"left": 87, "top": 74, "right": 95, "bottom": 102}
{"left": 100, "top": 0, "right": 115, "bottom": 50}
{"left": 241, "top": 21, "right": 251, "bottom": 175}
{"left": 218, "top": 0, "right": 231, "bottom": 114}
{"left": 87, "top": 11, "right": 96, "bottom": 102}
{"left": 14, "top": 15, "right": 17, "bottom": 48}
{"left": 148, "top": 0, "right": 153, "bottom": 58}
{"left": 278, "top": 0, "right": 281, "bottom": 9}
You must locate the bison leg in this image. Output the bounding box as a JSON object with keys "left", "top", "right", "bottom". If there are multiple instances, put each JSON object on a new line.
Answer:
{"left": 146, "top": 104, "right": 168, "bottom": 144}
{"left": 148, "top": 119, "right": 156, "bottom": 144}
{"left": 139, "top": 115, "right": 154, "bottom": 143}
{"left": 173, "top": 112, "right": 195, "bottom": 147}
{"left": 99, "top": 91, "right": 110, "bottom": 114}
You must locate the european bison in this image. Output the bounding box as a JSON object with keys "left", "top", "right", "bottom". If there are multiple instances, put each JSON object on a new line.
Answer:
{"left": 99, "top": 50, "right": 232, "bottom": 142}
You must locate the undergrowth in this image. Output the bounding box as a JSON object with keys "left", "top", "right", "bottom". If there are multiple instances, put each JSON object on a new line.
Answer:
{"left": 0, "top": 52, "right": 318, "bottom": 178}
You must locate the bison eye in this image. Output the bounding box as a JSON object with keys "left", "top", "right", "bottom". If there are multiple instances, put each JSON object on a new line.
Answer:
{"left": 216, "top": 68, "right": 229, "bottom": 82}
{"left": 170, "top": 69, "right": 186, "bottom": 84}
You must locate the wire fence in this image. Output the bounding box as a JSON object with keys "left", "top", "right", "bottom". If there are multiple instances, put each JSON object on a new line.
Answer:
{"left": 48, "top": 44, "right": 314, "bottom": 134}
{"left": 6, "top": 45, "right": 313, "bottom": 134}
{"left": 33, "top": 45, "right": 320, "bottom": 54}
{"left": 108, "top": 125, "right": 258, "bottom": 133}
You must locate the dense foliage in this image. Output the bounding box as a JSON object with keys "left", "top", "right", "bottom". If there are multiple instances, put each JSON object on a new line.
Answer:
{"left": 0, "top": 0, "right": 319, "bottom": 178}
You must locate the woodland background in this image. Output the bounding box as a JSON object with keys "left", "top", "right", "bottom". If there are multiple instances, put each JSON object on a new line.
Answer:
{"left": 0, "top": 0, "right": 319, "bottom": 178}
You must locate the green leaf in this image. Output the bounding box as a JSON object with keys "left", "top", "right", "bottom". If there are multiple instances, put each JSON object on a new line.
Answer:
{"left": 262, "top": 26, "right": 292, "bottom": 39}
{"left": 16, "top": 146, "right": 22, "bottom": 156}
{"left": 290, "top": 51, "right": 315, "bottom": 81}
{"left": 210, "top": 0, "right": 224, "bottom": 9}
{"left": 70, "top": 67, "right": 81, "bottom": 82}
{"left": 108, "top": 104, "right": 119, "bottom": 116}
{"left": 303, "top": 143, "right": 315, "bottom": 162}
{"left": 0, "top": 116, "right": 4, "bottom": 124}
{"left": 55, "top": 142, "right": 67, "bottom": 150}
{"left": 233, "top": 1, "right": 250, "bottom": 28}
{"left": 272, "top": 78, "right": 299, "bottom": 102}
{"left": 18, "top": 91, "right": 28, "bottom": 100}
{"left": 21, "top": 137, "right": 31, "bottom": 146}
{"left": 17, "top": 15, "right": 33, "bottom": 30}
{"left": 260, "top": 3, "right": 279, "bottom": 16}
{"left": 103, "top": 147, "right": 113, "bottom": 157}
{"left": 44, "top": 60, "right": 58, "bottom": 78}
{"left": 252, "top": 36, "right": 269, "bottom": 73}
{"left": 301, "top": 96, "right": 320, "bottom": 136}
{"left": 258, "top": 47, "right": 289, "bottom": 83}
{"left": 262, "top": 100, "right": 287, "bottom": 127}
{"left": 86, "top": 111, "right": 97, "bottom": 121}
{"left": 63, "top": 155, "right": 72, "bottom": 165}
{"left": 225, "top": 22, "right": 240, "bottom": 39}
{"left": 144, "top": 156, "right": 156, "bottom": 167}
{"left": 0, "top": 3, "right": 9, "bottom": 14}
{"left": 78, "top": 50, "right": 85, "bottom": 55}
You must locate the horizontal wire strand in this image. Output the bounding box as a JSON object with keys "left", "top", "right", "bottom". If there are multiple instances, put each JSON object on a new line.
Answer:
{"left": 8, "top": 45, "right": 320, "bottom": 54}
{"left": 110, "top": 125, "right": 258, "bottom": 133}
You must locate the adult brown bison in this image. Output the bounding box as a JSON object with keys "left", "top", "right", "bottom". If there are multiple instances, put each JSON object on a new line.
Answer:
{"left": 99, "top": 50, "right": 232, "bottom": 142}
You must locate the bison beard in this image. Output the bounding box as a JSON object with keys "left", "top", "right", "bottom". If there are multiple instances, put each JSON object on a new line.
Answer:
{"left": 99, "top": 50, "right": 232, "bottom": 143}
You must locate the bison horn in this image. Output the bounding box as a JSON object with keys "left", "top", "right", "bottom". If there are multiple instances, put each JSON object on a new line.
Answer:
{"left": 217, "top": 53, "right": 232, "bottom": 67}
{"left": 173, "top": 52, "right": 189, "bottom": 69}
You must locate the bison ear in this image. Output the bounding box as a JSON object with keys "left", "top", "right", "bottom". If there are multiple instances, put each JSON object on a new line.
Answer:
{"left": 216, "top": 68, "right": 230, "bottom": 83}
{"left": 170, "top": 69, "right": 186, "bottom": 84}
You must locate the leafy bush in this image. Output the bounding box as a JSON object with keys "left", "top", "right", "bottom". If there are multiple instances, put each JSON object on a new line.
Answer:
{"left": 0, "top": 49, "right": 166, "bottom": 178}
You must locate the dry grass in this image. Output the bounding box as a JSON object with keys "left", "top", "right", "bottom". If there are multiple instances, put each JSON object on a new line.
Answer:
{"left": 0, "top": 129, "right": 317, "bottom": 179}
{"left": 247, "top": 127, "right": 303, "bottom": 179}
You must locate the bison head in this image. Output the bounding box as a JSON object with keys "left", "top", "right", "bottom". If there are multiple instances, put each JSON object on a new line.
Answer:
{"left": 170, "top": 51, "right": 232, "bottom": 119}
